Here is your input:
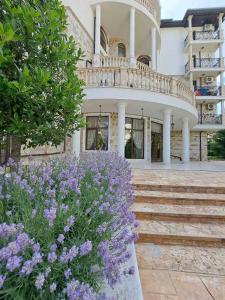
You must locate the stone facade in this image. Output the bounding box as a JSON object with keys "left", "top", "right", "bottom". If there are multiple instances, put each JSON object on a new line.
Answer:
{"left": 66, "top": 7, "right": 93, "bottom": 67}
{"left": 171, "top": 131, "right": 208, "bottom": 161}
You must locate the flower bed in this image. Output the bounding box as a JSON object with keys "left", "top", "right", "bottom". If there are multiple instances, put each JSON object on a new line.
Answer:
{"left": 0, "top": 152, "right": 137, "bottom": 299}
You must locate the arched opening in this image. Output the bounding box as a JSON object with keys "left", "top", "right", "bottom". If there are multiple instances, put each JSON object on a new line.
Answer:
{"left": 100, "top": 26, "right": 108, "bottom": 52}
{"left": 137, "top": 55, "right": 151, "bottom": 66}
{"left": 118, "top": 43, "right": 126, "bottom": 57}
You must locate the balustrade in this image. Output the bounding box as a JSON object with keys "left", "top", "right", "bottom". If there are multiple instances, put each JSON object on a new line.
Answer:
{"left": 78, "top": 67, "right": 195, "bottom": 106}
{"left": 135, "top": 0, "right": 160, "bottom": 26}
{"left": 198, "top": 113, "right": 222, "bottom": 125}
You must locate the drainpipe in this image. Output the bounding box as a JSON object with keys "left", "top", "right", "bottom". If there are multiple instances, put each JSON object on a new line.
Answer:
{"left": 199, "top": 131, "right": 202, "bottom": 161}
{"left": 93, "top": 17, "right": 96, "bottom": 54}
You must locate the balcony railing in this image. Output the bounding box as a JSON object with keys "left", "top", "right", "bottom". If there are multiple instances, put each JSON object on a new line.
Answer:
{"left": 198, "top": 113, "right": 222, "bottom": 125}
{"left": 135, "top": 0, "right": 160, "bottom": 26}
{"left": 194, "top": 58, "right": 222, "bottom": 68}
{"left": 184, "top": 30, "right": 222, "bottom": 47}
{"left": 194, "top": 86, "right": 222, "bottom": 97}
{"left": 78, "top": 67, "right": 195, "bottom": 106}
{"left": 193, "top": 30, "right": 220, "bottom": 41}
{"left": 185, "top": 58, "right": 224, "bottom": 73}
{"left": 100, "top": 56, "right": 129, "bottom": 68}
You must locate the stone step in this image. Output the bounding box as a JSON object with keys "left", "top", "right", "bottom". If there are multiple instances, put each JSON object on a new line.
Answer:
{"left": 134, "top": 190, "right": 225, "bottom": 206}
{"left": 133, "top": 183, "right": 225, "bottom": 194}
{"left": 137, "top": 220, "right": 225, "bottom": 247}
{"left": 132, "top": 203, "right": 225, "bottom": 223}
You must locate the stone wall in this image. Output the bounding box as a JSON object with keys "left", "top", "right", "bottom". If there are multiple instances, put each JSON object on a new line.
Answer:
{"left": 66, "top": 7, "right": 93, "bottom": 67}
{"left": 171, "top": 131, "right": 208, "bottom": 161}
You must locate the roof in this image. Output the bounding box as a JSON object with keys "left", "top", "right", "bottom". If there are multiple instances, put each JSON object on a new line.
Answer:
{"left": 161, "top": 7, "right": 225, "bottom": 28}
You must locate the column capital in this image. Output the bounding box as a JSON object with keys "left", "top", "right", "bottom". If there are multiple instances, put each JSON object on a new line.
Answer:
{"left": 188, "top": 15, "right": 193, "bottom": 21}
{"left": 164, "top": 109, "right": 172, "bottom": 116}
{"left": 117, "top": 102, "right": 127, "bottom": 109}
{"left": 130, "top": 6, "right": 136, "bottom": 13}
{"left": 182, "top": 117, "right": 189, "bottom": 123}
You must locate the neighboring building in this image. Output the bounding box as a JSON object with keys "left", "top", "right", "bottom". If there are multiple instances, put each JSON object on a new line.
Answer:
{"left": 23, "top": 1, "right": 225, "bottom": 163}
{"left": 160, "top": 8, "right": 225, "bottom": 161}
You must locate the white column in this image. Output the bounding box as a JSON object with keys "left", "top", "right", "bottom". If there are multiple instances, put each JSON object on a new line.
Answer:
{"left": 182, "top": 117, "right": 190, "bottom": 163}
{"left": 163, "top": 109, "right": 171, "bottom": 165}
{"left": 117, "top": 103, "right": 126, "bottom": 157}
{"left": 219, "top": 13, "right": 224, "bottom": 39}
{"left": 129, "top": 7, "right": 136, "bottom": 68}
{"left": 151, "top": 27, "right": 157, "bottom": 71}
{"left": 221, "top": 100, "right": 225, "bottom": 125}
{"left": 72, "top": 130, "right": 81, "bottom": 157}
{"left": 93, "top": 4, "right": 101, "bottom": 66}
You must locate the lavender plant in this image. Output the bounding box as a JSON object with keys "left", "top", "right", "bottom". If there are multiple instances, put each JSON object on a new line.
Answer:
{"left": 0, "top": 153, "right": 137, "bottom": 300}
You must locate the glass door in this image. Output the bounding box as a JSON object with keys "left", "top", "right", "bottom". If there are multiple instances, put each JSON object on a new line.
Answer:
{"left": 125, "top": 118, "right": 144, "bottom": 159}
{"left": 151, "top": 122, "right": 163, "bottom": 162}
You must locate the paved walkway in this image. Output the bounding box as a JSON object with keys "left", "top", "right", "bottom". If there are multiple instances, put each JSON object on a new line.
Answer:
{"left": 131, "top": 160, "right": 225, "bottom": 172}
{"left": 132, "top": 167, "right": 225, "bottom": 300}
{"left": 138, "top": 268, "right": 225, "bottom": 300}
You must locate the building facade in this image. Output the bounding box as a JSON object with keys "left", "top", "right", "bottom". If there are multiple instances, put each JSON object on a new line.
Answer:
{"left": 22, "top": 1, "right": 225, "bottom": 163}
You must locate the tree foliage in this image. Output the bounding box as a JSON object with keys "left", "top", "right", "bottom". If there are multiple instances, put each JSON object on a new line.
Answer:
{"left": 208, "top": 130, "right": 225, "bottom": 159}
{"left": 0, "top": 0, "right": 84, "bottom": 152}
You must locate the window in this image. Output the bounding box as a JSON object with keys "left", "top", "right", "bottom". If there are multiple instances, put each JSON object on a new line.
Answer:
{"left": 118, "top": 43, "right": 126, "bottom": 57}
{"left": 125, "top": 118, "right": 144, "bottom": 159}
{"left": 137, "top": 55, "right": 151, "bottom": 66}
{"left": 86, "top": 116, "right": 109, "bottom": 151}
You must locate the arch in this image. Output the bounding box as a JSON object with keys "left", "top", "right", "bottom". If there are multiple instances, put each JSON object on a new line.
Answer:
{"left": 137, "top": 55, "right": 151, "bottom": 66}
{"left": 100, "top": 26, "right": 108, "bottom": 52}
{"left": 118, "top": 43, "right": 126, "bottom": 57}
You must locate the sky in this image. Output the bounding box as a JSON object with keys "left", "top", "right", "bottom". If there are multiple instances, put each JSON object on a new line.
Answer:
{"left": 160, "top": 0, "right": 225, "bottom": 20}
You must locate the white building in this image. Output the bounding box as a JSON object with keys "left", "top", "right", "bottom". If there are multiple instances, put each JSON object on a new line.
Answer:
{"left": 27, "top": 1, "right": 225, "bottom": 164}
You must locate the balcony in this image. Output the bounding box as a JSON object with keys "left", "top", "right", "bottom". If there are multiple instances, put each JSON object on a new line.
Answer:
{"left": 78, "top": 65, "right": 195, "bottom": 107}
{"left": 185, "top": 58, "right": 224, "bottom": 74}
{"left": 198, "top": 112, "right": 222, "bottom": 125}
{"left": 193, "top": 30, "right": 220, "bottom": 41}
{"left": 184, "top": 30, "right": 223, "bottom": 50}
{"left": 194, "top": 86, "right": 222, "bottom": 97}
{"left": 134, "top": 0, "right": 161, "bottom": 26}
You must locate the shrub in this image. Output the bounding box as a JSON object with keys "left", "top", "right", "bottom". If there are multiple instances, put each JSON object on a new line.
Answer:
{"left": 0, "top": 152, "right": 137, "bottom": 300}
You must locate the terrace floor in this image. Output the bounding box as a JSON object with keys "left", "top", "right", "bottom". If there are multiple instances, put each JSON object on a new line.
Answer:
{"left": 132, "top": 165, "right": 225, "bottom": 300}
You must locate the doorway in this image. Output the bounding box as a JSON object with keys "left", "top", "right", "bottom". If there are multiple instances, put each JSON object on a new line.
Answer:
{"left": 151, "top": 122, "right": 163, "bottom": 162}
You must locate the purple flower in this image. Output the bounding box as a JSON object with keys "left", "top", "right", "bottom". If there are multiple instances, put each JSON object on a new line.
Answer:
{"left": 35, "top": 273, "right": 45, "bottom": 290}
{"left": 6, "top": 256, "right": 21, "bottom": 272}
{"left": 48, "top": 252, "right": 57, "bottom": 263}
{"left": 32, "top": 252, "right": 42, "bottom": 265}
{"left": 64, "top": 225, "right": 70, "bottom": 233}
{"left": 67, "top": 216, "right": 75, "bottom": 227}
{"left": 64, "top": 268, "right": 72, "bottom": 279}
{"left": 0, "top": 275, "right": 6, "bottom": 289}
{"left": 60, "top": 204, "right": 69, "bottom": 212}
{"left": 50, "top": 282, "right": 57, "bottom": 293}
{"left": 43, "top": 207, "right": 57, "bottom": 226}
{"left": 50, "top": 243, "right": 57, "bottom": 252}
{"left": 20, "top": 260, "right": 33, "bottom": 275}
{"left": 79, "top": 241, "right": 92, "bottom": 256}
{"left": 57, "top": 234, "right": 65, "bottom": 244}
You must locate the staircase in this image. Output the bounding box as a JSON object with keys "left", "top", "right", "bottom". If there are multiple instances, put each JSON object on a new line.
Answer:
{"left": 132, "top": 182, "right": 225, "bottom": 247}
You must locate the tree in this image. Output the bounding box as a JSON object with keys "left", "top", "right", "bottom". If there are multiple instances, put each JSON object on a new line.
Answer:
{"left": 208, "top": 130, "right": 225, "bottom": 159}
{"left": 0, "top": 0, "right": 84, "bottom": 162}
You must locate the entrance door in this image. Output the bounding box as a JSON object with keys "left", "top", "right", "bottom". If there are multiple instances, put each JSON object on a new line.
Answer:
{"left": 125, "top": 117, "right": 144, "bottom": 159}
{"left": 151, "top": 122, "right": 163, "bottom": 162}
